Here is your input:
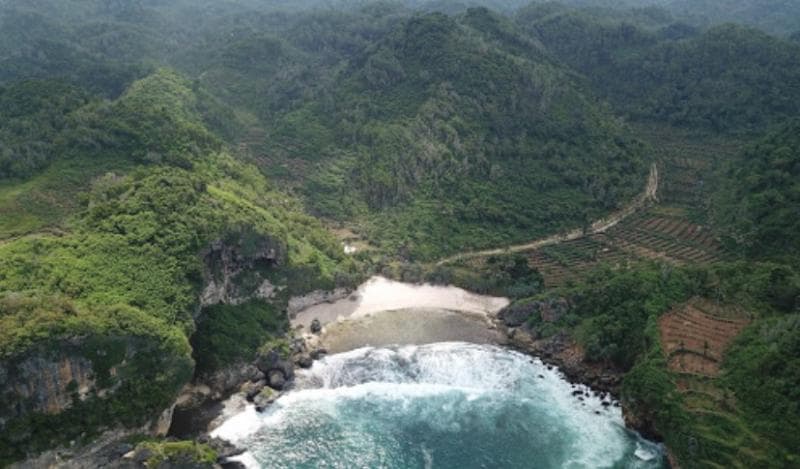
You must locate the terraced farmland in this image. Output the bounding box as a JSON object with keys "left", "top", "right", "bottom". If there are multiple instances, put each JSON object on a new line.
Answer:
{"left": 603, "top": 213, "right": 728, "bottom": 265}
{"left": 659, "top": 300, "right": 778, "bottom": 468}
{"left": 525, "top": 236, "right": 632, "bottom": 288}
{"left": 523, "top": 127, "right": 742, "bottom": 287}
{"left": 527, "top": 212, "right": 728, "bottom": 287}
{"left": 659, "top": 299, "right": 750, "bottom": 377}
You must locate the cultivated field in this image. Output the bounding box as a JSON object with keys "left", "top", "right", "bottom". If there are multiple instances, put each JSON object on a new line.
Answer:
{"left": 659, "top": 298, "right": 750, "bottom": 377}
{"left": 525, "top": 127, "right": 744, "bottom": 287}
{"left": 658, "top": 299, "right": 777, "bottom": 468}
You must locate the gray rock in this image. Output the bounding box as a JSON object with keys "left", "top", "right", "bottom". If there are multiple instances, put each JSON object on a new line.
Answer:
{"left": 267, "top": 370, "right": 286, "bottom": 390}
{"left": 289, "top": 338, "right": 307, "bottom": 354}
{"left": 208, "top": 437, "right": 245, "bottom": 460}
{"left": 310, "top": 319, "right": 322, "bottom": 334}
{"left": 254, "top": 350, "right": 294, "bottom": 381}
{"left": 132, "top": 447, "right": 154, "bottom": 465}
{"left": 498, "top": 303, "right": 534, "bottom": 327}
{"left": 221, "top": 461, "right": 247, "bottom": 469}
{"left": 241, "top": 381, "right": 266, "bottom": 401}
{"left": 252, "top": 387, "right": 280, "bottom": 409}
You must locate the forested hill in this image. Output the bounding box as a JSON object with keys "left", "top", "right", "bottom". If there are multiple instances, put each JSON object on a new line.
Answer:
{"left": 0, "top": 70, "right": 358, "bottom": 465}
{"left": 533, "top": 0, "right": 800, "bottom": 35}
{"left": 713, "top": 120, "right": 800, "bottom": 263}
{"left": 518, "top": 4, "right": 800, "bottom": 133}
{"left": 247, "top": 9, "right": 649, "bottom": 259}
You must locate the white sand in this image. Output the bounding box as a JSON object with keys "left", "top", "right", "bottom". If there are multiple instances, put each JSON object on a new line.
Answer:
{"left": 291, "top": 276, "right": 510, "bottom": 330}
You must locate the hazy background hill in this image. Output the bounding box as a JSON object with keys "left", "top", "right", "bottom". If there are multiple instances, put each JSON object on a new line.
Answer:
{"left": 539, "top": 0, "right": 800, "bottom": 35}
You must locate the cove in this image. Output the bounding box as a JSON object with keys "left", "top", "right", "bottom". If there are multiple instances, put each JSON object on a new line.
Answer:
{"left": 213, "top": 343, "right": 665, "bottom": 468}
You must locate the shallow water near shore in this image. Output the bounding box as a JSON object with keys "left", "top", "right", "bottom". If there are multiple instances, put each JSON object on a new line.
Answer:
{"left": 213, "top": 343, "right": 665, "bottom": 469}
{"left": 318, "top": 307, "right": 505, "bottom": 353}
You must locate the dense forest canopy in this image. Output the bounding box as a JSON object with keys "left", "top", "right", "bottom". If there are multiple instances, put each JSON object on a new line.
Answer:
{"left": 714, "top": 120, "right": 800, "bottom": 262}
{"left": 519, "top": 6, "right": 800, "bottom": 132}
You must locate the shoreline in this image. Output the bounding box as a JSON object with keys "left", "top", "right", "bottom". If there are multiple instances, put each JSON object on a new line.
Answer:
{"left": 200, "top": 281, "right": 668, "bottom": 467}
{"left": 289, "top": 276, "right": 510, "bottom": 331}
{"left": 309, "top": 306, "right": 667, "bottom": 448}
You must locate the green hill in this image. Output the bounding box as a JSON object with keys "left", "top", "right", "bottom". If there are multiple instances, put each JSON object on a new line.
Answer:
{"left": 713, "top": 120, "right": 800, "bottom": 262}
{"left": 243, "top": 9, "right": 650, "bottom": 259}
{"left": 0, "top": 70, "right": 355, "bottom": 465}
{"left": 0, "top": 1, "right": 798, "bottom": 467}
{"left": 520, "top": 7, "right": 800, "bottom": 133}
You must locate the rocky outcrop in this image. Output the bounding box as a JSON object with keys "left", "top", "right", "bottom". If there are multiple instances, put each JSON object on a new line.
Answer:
{"left": 502, "top": 327, "right": 623, "bottom": 397}
{"left": 2, "top": 355, "right": 96, "bottom": 419}
{"left": 498, "top": 297, "right": 571, "bottom": 328}
{"left": 169, "top": 337, "right": 325, "bottom": 438}
{"left": 287, "top": 288, "right": 351, "bottom": 318}
{"left": 1, "top": 334, "right": 193, "bottom": 466}
{"left": 9, "top": 427, "right": 141, "bottom": 469}
{"left": 199, "top": 232, "right": 287, "bottom": 308}
{"left": 622, "top": 404, "right": 662, "bottom": 443}
{"left": 254, "top": 349, "right": 295, "bottom": 386}
{"left": 169, "top": 363, "right": 262, "bottom": 439}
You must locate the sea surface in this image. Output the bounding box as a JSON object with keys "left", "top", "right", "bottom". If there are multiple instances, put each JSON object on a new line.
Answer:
{"left": 213, "top": 342, "right": 665, "bottom": 469}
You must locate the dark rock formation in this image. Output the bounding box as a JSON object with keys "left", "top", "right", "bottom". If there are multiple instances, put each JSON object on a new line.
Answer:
{"left": 252, "top": 387, "right": 280, "bottom": 410}
{"left": 267, "top": 370, "right": 286, "bottom": 390}
{"left": 2, "top": 336, "right": 192, "bottom": 465}
{"left": 199, "top": 231, "right": 287, "bottom": 308}
{"left": 295, "top": 355, "right": 313, "bottom": 369}
{"left": 254, "top": 350, "right": 294, "bottom": 383}
{"left": 1, "top": 354, "right": 95, "bottom": 420}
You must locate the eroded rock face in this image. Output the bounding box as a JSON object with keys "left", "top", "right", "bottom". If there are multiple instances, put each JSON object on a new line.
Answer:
{"left": 254, "top": 349, "right": 294, "bottom": 386}
{"left": 2, "top": 355, "right": 95, "bottom": 419}
{"left": 1, "top": 335, "right": 193, "bottom": 465}
{"left": 199, "top": 232, "right": 287, "bottom": 308}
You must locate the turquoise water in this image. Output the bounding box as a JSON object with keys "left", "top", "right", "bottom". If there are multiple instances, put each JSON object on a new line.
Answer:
{"left": 214, "top": 343, "right": 665, "bottom": 469}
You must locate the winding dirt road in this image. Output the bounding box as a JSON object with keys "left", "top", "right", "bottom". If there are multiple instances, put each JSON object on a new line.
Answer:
{"left": 435, "top": 163, "right": 659, "bottom": 266}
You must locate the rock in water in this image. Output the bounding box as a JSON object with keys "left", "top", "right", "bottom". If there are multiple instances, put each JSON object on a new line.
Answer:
{"left": 255, "top": 350, "right": 294, "bottom": 382}
{"left": 296, "top": 355, "right": 313, "bottom": 369}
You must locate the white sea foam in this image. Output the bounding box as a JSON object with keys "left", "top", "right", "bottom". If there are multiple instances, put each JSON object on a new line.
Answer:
{"left": 212, "top": 343, "right": 664, "bottom": 468}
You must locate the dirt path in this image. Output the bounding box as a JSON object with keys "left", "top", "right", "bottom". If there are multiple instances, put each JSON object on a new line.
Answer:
{"left": 435, "top": 163, "right": 659, "bottom": 266}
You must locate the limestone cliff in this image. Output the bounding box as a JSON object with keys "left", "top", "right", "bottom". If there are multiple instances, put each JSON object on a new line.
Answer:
{"left": 0, "top": 334, "right": 193, "bottom": 465}
{"left": 199, "top": 232, "right": 287, "bottom": 308}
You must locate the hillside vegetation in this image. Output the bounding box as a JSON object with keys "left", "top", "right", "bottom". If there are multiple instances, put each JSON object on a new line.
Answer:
{"left": 713, "top": 120, "right": 800, "bottom": 262}
{"left": 503, "top": 261, "right": 799, "bottom": 467}
{"left": 254, "top": 9, "right": 650, "bottom": 259}
{"left": 519, "top": 5, "right": 800, "bottom": 133}
{"left": 0, "top": 70, "right": 353, "bottom": 464}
